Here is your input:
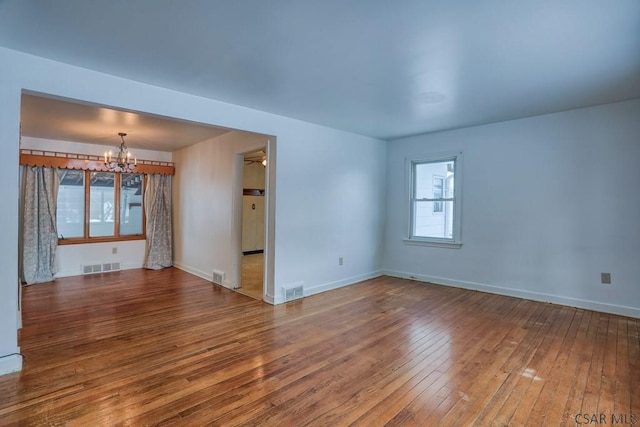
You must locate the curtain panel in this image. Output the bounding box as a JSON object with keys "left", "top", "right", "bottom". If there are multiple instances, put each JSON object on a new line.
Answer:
{"left": 22, "top": 166, "right": 58, "bottom": 284}
{"left": 144, "top": 174, "right": 173, "bottom": 269}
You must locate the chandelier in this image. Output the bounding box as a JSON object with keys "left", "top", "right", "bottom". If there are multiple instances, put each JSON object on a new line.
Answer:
{"left": 104, "top": 132, "right": 136, "bottom": 172}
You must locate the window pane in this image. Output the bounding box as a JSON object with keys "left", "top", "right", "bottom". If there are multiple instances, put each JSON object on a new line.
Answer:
{"left": 89, "top": 172, "right": 115, "bottom": 237}
{"left": 415, "top": 161, "right": 454, "bottom": 199}
{"left": 414, "top": 200, "right": 454, "bottom": 239}
{"left": 56, "top": 170, "right": 85, "bottom": 239}
{"left": 433, "top": 176, "right": 444, "bottom": 213}
{"left": 120, "top": 173, "right": 144, "bottom": 236}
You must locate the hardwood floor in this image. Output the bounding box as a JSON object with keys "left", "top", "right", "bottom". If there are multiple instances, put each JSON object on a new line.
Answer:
{"left": 238, "top": 253, "right": 264, "bottom": 300}
{"left": 0, "top": 269, "right": 638, "bottom": 426}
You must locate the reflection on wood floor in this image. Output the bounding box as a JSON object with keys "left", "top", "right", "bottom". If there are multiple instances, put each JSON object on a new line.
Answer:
{"left": 2, "top": 270, "right": 637, "bottom": 425}
{"left": 237, "top": 253, "right": 263, "bottom": 300}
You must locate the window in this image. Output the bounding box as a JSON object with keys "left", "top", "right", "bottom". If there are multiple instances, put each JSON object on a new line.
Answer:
{"left": 57, "top": 170, "right": 85, "bottom": 239}
{"left": 432, "top": 176, "right": 444, "bottom": 213}
{"left": 57, "top": 170, "right": 145, "bottom": 244}
{"left": 119, "top": 173, "right": 144, "bottom": 236}
{"left": 89, "top": 172, "right": 115, "bottom": 237}
{"left": 407, "top": 153, "right": 461, "bottom": 247}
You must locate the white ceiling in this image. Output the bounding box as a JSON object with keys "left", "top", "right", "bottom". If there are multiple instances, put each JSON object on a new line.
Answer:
{"left": 1, "top": 1, "right": 639, "bottom": 140}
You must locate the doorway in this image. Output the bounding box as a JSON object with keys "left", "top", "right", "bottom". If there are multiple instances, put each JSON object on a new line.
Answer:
{"left": 236, "top": 149, "right": 266, "bottom": 300}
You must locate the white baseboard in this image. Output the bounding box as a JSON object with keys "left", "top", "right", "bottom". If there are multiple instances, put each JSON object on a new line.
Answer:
{"left": 174, "top": 263, "right": 236, "bottom": 291}
{"left": 263, "top": 293, "right": 275, "bottom": 305}
{"left": 273, "top": 270, "right": 383, "bottom": 304}
{"left": 173, "top": 262, "right": 213, "bottom": 282}
{"left": 383, "top": 269, "right": 640, "bottom": 319}
{"left": 0, "top": 353, "right": 23, "bottom": 376}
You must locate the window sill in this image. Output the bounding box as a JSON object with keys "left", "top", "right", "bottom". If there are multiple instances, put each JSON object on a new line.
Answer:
{"left": 403, "top": 238, "right": 462, "bottom": 249}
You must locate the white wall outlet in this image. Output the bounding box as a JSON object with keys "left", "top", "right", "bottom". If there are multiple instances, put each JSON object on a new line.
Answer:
{"left": 601, "top": 272, "right": 611, "bottom": 284}
{"left": 339, "top": 257, "right": 344, "bottom": 266}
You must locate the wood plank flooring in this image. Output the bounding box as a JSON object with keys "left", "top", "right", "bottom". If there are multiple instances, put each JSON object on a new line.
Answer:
{"left": 0, "top": 268, "right": 637, "bottom": 426}
{"left": 238, "top": 253, "right": 264, "bottom": 300}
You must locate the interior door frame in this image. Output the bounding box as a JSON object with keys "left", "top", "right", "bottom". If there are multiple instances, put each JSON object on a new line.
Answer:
{"left": 231, "top": 138, "right": 276, "bottom": 303}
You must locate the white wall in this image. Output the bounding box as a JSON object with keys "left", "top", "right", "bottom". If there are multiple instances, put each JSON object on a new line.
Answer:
{"left": 172, "top": 126, "right": 388, "bottom": 303}
{"left": 383, "top": 99, "right": 640, "bottom": 318}
{"left": 173, "top": 131, "right": 268, "bottom": 287}
{"left": 274, "top": 124, "right": 386, "bottom": 301}
{"left": 0, "top": 58, "right": 21, "bottom": 374}
{"left": 0, "top": 46, "right": 386, "bottom": 374}
{"left": 55, "top": 241, "right": 146, "bottom": 277}
{"left": 20, "top": 137, "right": 172, "bottom": 278}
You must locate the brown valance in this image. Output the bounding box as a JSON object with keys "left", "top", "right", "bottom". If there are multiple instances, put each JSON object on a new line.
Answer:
{"left": 19, "top": 149, "right": 175, "bottom": 175}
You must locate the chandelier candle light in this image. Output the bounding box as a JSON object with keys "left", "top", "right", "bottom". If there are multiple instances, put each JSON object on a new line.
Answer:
{"left": 104, "top": 132, "right": 137, "bottom": 172}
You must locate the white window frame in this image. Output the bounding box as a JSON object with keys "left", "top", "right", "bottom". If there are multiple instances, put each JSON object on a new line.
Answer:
{"left": 404, "top": 152, "right": 462, "bottom": 248}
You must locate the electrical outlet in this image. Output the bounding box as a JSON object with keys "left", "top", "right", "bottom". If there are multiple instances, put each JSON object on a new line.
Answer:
{"left": 339, "top": 257, "right": 344, "bottom": 266}
{"left": 112, "top": 247, "right": 118, "bottom": 255}
{"left": 601, "top": 272, "right": 611, "bottom": 284}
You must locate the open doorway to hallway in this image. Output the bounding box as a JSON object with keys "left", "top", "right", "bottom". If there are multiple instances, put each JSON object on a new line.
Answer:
{"left": 236, "top": 150, "right": 266, "bottom": 300}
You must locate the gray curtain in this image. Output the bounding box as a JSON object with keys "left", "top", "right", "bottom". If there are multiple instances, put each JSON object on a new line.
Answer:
{"left": 22, "top": 166, "right": 58, "bottom": 284}
{"left": 144, "top": 174, "right": 173, "bottom": 269}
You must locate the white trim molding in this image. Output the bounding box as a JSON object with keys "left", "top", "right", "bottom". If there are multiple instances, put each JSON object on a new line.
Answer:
{"left": 173, "top": 262, "right": 214, "bottom": 283}
{"left": 403, "top": 238, "right": 462, "bottom": 249}
{"left": 382, "top": 269, "right": 640, "bottom": 319}
{"left": 262, "top": 293, "right": 275, "bottom": 305}
{"left": 280, "top": 270, "right": 384, "bottom": 304}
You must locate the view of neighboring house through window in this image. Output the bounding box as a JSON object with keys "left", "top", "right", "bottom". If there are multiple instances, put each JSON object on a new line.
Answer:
{"left": 409, "top": 154, "right": 461, "bottom": 246}
{"left": 432, "top": 176, "right": 444, "bottom": 213}
{"left": 56, "top": 170, "right": 145, "bottom": 243}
